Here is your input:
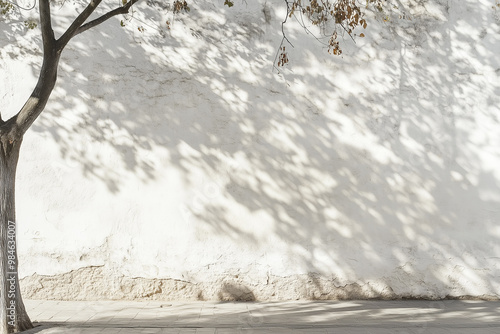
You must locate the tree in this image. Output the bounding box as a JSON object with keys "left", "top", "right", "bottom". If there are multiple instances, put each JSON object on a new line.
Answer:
{"left": 0, "top": 0, "right": 381, "bottom": 332}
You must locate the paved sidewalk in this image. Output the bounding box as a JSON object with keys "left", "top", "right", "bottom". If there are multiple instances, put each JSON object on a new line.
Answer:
{"left": 21, "top": 299, "right": 500, "bottom": 333}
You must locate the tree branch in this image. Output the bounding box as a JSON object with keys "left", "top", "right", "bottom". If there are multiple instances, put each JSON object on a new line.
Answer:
{"left": 56, "top": 0, "right": 104, "bottom": 52}
{"left": 40, "top": 0, "right": 55, "bottom": 52}
{"left": 3, "top": 0, "right": 60, "bottom": 138}
{"left": 56, "top": 0, "right": 141, "bottom": 52}
{"left": 76, "top": 0, "right": 140, "bottom": 36}
{"left": 9, "top": 50, "right": 60, "bottom": 137}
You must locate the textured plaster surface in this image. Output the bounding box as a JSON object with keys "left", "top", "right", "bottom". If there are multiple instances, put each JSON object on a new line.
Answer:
{"left": 1, "top": 0, "right": 499, "bottom": 300}
{"left": 21, "top": 266, "right": 401, "bottom": 301}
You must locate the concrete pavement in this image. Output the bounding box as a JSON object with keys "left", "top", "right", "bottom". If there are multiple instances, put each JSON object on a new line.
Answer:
{"left": 21, "top": 299, "right": 500, "bottom": 333}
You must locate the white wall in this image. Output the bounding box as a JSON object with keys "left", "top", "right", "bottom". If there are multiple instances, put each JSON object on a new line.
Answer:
{"left": 1, "top": 0, "right": 499, "bottom": 300}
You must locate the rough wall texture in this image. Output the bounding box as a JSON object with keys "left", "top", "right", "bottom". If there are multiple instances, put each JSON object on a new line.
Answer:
{"left": 19, "top": 266, "right": 398, "bottom": 301}
{"left": 20, "top": 266, "right": 499, "bottom": 301}
{"left": 1, "top": 0, "right": 499, "bottom": 300}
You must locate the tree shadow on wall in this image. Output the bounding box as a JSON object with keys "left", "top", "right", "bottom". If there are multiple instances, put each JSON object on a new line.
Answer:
{"left": 3, "top": 0, "right": 500, "bottom": 298}
{"left": 218, "top": 282, "right": 256, "bottom": 302}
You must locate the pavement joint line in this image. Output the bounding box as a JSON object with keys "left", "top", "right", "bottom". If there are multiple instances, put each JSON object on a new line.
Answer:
{"left": 30, "top": 322, "right": 500, "bottom": 329}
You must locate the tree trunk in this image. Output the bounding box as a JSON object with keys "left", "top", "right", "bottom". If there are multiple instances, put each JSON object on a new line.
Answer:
{"left": 0, "top": 1, "right": 138, "bottom": 332}
{"left": 0, "top": 14, "right": 60, "bottom": 332}
{"left": 0, "top": 136, "right": 33, "bottom": 333}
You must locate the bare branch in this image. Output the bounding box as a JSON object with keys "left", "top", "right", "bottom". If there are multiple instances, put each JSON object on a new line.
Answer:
{"left": 40, "top": 0, "right": 55, "bottom": 52}
{"left": 56, "top": 0, "right": 141, "bottom": 52}
{"left": 75, "top": 0, "right": 141, "bottom": 36}
{"left": 56, "top": 0, "right": 104, "bottom": 52}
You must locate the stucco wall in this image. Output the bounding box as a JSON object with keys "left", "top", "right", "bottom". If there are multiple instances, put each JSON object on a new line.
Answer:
{"left": 1, "top": 0, "right": 499, "bottom": 300}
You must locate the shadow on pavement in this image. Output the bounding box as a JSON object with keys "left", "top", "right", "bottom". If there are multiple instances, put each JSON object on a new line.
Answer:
{"left": 21, "top": 300, "right": 500, "bottom": 333}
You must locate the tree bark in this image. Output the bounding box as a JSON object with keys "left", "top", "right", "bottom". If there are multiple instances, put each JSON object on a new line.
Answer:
{"left": 0, "top": 44, "right": 59, "bottom": 334}
{"left": 0, "top": 136, "right": 33, "bottom": 333}
{"left": 0, "top": 2, "right": 142, "bottom": 333}
{"left": 0, "top": 4, "right": 60, "bottom": 330}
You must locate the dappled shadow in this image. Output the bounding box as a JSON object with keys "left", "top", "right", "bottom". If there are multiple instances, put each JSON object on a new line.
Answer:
{"left": 2, "top": 0, "right": 500, "bottom": 298}
{"left": 22, "top": 300, "right": 500, "bottom": 332}
{"left": 218, "top": 282, "right": 256, "bottom": 301}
